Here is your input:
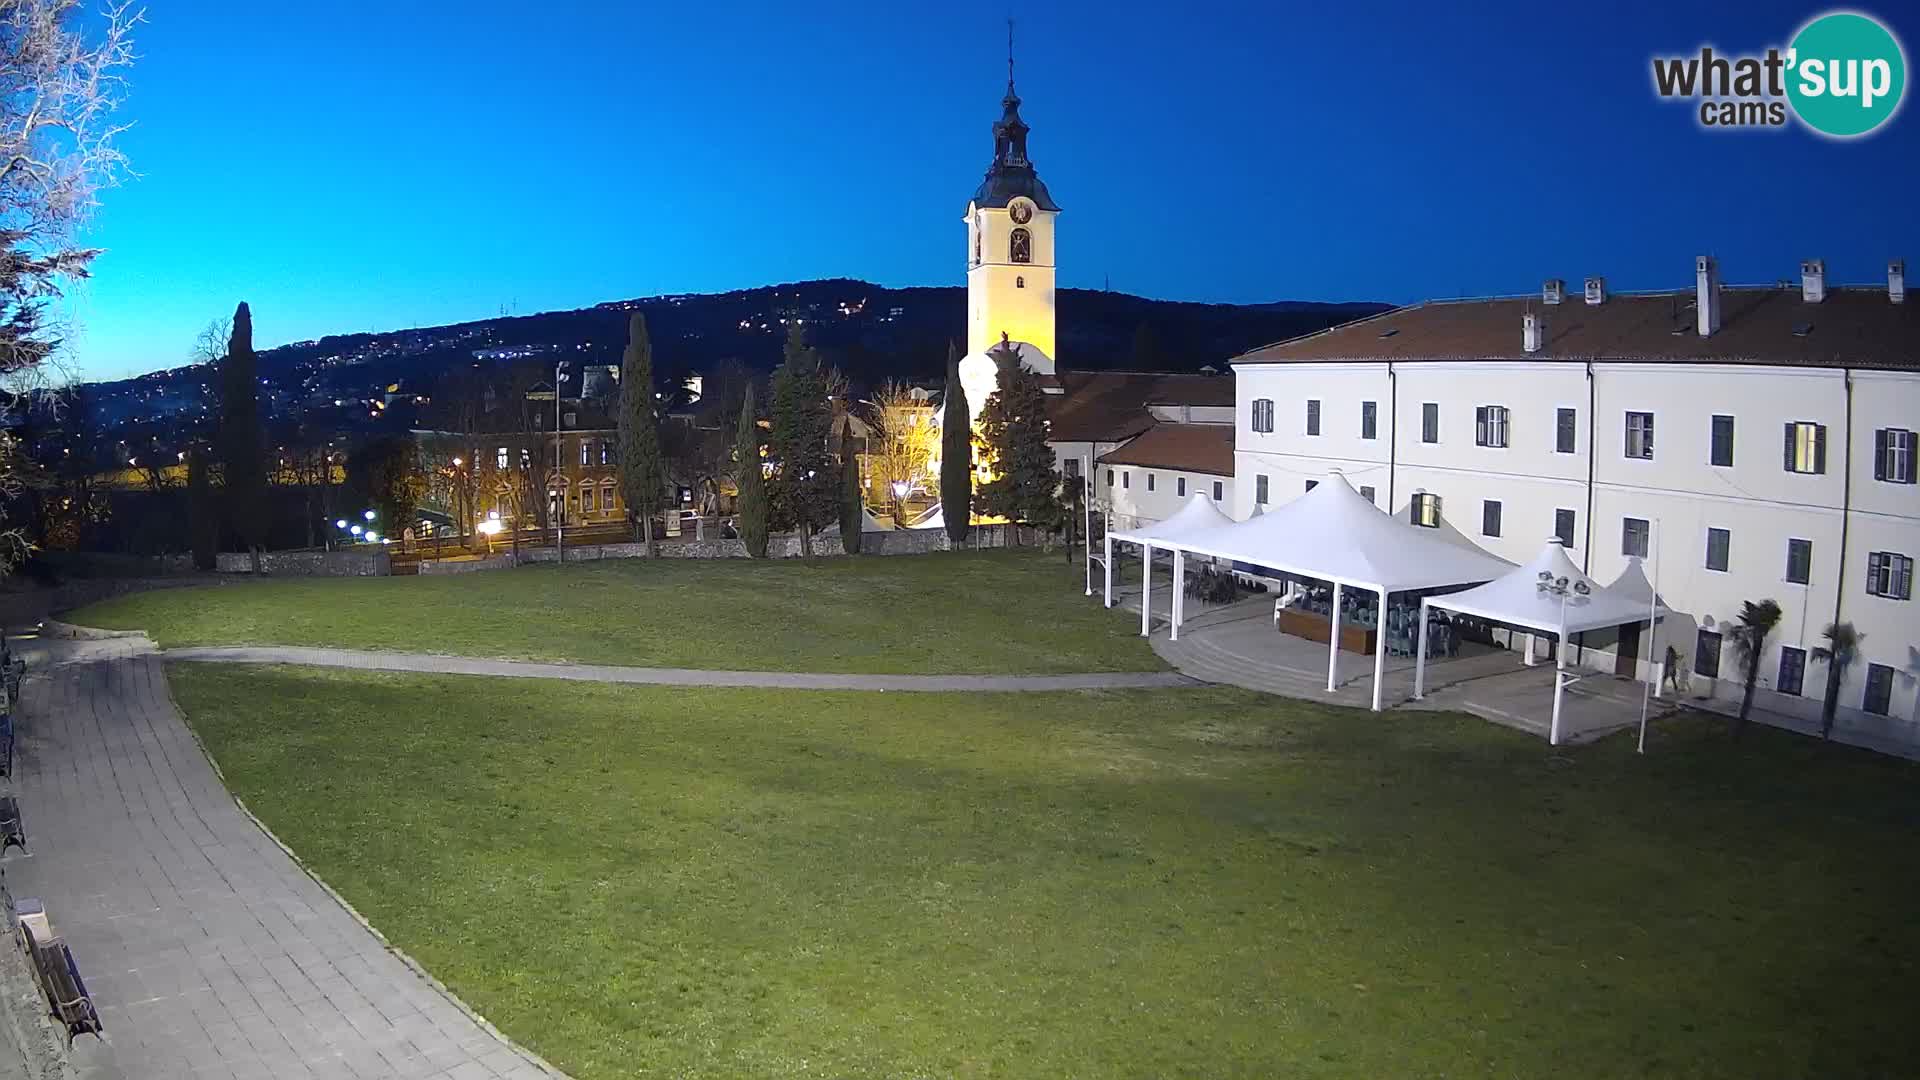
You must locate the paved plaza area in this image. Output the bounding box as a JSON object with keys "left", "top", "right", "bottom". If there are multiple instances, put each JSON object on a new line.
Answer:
{"left": 2, "top": 635, "right": 561, "bottom": 1080}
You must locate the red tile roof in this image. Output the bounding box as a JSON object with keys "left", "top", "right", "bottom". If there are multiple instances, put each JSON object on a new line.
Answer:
{"left": 1046, "top": 370, "right": 1236, "bottom": 442}
{"left": 1236, "top": 286, "right": 1919, "bottom": 369}
{"left": 1096, "top": 423, "right": 1235, "bottom": 476}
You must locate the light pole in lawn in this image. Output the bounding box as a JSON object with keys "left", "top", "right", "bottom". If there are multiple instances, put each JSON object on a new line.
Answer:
{"left": 1537, "top": 569, "right": 1591, "bottom": 746}
{"left": 553, "top": 361, "right": 569, "bottom": 562}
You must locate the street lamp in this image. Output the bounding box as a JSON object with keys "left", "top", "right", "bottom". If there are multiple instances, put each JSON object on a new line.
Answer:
{"left": 364, "top": 509, "right": 376, "bottom": 521}
{"left": 1536, "top": 571, "right": 1592, "bottom": 746}
{"left": 334, "top": 519, "right": 347, "bottom": 529}
{"left": 350, "top": 524, "right": 363, "bottom": 536}
{"left": 554, "top": 360, "right": 570, "bottom": 562}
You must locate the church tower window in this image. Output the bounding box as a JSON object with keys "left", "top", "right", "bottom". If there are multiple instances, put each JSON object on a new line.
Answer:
{"left": 1016, "top": 276, "right": 1024, "bottom": 288}
{"left": 1010, "top": 227, "right": 1031, "bottom": 264}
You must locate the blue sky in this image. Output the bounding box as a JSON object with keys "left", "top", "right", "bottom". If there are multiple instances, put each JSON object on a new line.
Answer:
{"left": 65, "top": 0, "right": 1920, "bottom": 380}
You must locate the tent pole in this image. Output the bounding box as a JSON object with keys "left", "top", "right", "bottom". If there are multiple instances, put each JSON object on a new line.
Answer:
{"left": 1523, "top": 632, "right": 1536, "bottom": 666}
{"left": 1326, "top": 581, "right": 1343, "bottom": 692}
{"left": 1102, "top": 532, "right": 1113, "bottom": 608}
{"left": 1550, "top": 626, "right": 1567, "bottom": 746}
{"left": 1414, "top": 598, "right": 1431, "bottom": 699}
{"left": 1083, "top": 452, "right": 1095, "bottom": 596}
{"left": 1370, "top": 587, "right": 1388, "bottom": 711}
{"left": 1140, "top": 543, "right": 1152, "bottom": 637}
{"left": 1171, "top": 549, "right": 1186, "bottom": 641}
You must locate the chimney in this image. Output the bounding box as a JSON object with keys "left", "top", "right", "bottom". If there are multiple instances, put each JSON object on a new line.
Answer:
{"left": 1891, "top": 259, "right": 1907, "bottom": 304}
{"left": 1801, "top": 259, "right": 1827, "bottom": 303}
{"left": 1542, "top": 278, "right": 1565, "bottom": 305}
{"left": 1522, "top": 311, "right": 1546, "bottom": 354}
{"left": 1583, "top": 276, "right": 1607, "bottom": 305}
{"left": 1695, "top": 256, "right": 1722, "bottom": 336}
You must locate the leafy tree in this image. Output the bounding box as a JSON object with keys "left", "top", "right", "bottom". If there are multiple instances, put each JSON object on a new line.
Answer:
{"left": 347, "top": 435, "right": 427, "bottom": 541}
{"left": 838, "top": 429, "right": 862, "bottom": 554}
{"left": 1129, "top": 321, "right": 1164, "bottom": 370}
{"left": 977, "top": 350, "right": 1064, "bottom": 537}
{"left": 1729, "top": 598, "right": 1783, "bottom": 739}
{"left": 939, "top": 341, "right": 971, "bottom": 546}
{"left": 768, "top": 327, "right": 835, "bottom": 547}
{"left": 216, "top": 303, "right": 270, "bottom": 569}
{"left": 618, "top": 313, "right": 669, "bottom": 553}
{"left": 733, "top": 384, "right": 769, "bottom": 558}
{"left": 1811, "top": 622, "right": 1865, "bottom": 741}
{"left": 186, "top": 444, "right": 216, "bottom": 570}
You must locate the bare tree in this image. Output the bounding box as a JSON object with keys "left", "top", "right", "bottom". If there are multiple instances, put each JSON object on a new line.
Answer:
{"left": 0, "top": 0, "right": 141, "bottom": 569}
{"left": 190, "top": 314, "right": 232, "bottom": 367}
{"left": 863, "top": 381, "right": 937, "bottom": 526}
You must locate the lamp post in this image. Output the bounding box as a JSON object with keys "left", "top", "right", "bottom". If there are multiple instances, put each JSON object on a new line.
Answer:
{"left": 554, "top": 361, "right": 569, "bottom": 563}
{"left": 1537, "top": 571, "right": 1592, "bottom": 746}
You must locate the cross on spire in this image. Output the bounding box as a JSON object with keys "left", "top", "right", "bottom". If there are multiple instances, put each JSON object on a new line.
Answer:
{"left": 1007, "top": 16, "right": 1015, "bottom": 93}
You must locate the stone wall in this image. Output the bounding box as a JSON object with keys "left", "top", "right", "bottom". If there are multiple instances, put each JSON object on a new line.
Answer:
{"left": 213, "top": 549, "right": 390, "bottom": 576}
{"left": 413, "top": 524, "right": 1018, "bottom": 572}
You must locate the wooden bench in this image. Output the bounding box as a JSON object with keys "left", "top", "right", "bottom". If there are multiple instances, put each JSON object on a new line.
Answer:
{"left": 0, "top": 794, "right": 22, "bottom": 854}
{"left": 19, "top": 924, "right": 102, "bottom": 1043}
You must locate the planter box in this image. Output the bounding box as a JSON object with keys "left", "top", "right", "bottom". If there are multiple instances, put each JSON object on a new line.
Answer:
{"left": 1275, "top": 607, "right": 1377, "bottom": 655}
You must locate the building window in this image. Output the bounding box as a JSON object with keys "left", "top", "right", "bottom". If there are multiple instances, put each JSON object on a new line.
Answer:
{"left": 602, "top": 484, "right": 615, "bottom": 511}
{"left": 1475, "top": 405, "right": 1510, "bottom": 448}
{"left": 496, "top": 446, "right": 509, "bottom": 470}
{"left": 1622, "top": 517, "right": 1650, "bottom": 558}
{"left": 1105, "top": 469, "right": 1114, "bottom": 488}
{"left": 582, "top": 486, "right": 596, "bottom": 512}
{"left": 580, "top": 439, "right": 591, "bottom": 466}
{"left": 1211, "top": 480, "right": 1223, "bottom": 501}
{"left": 1777, "top": 647, "right": 1806, "bottom": 697}
{"left": 1063, "top": 458, "right": 1080, "bottom": 479}
{"left": 1705, "top": 527, "right": 1730, "bottom": 572}
{"left": 1695, "top": 629, "right": 1723, "bottom": 680}
{"left": 1015, "top": 275, "right": 1025, "bottom": 289}
{"left": 1010, "top": 226, "right": 1031, "bottom": 263}
{"left": 1482, "top": 499, "right": 1502, "bottom": 537}
{"left": 1555, "top": 407, "right": 1577, "bottom": 454}
{"left": 520, "top": 448, "right": 532, "bottom": 470}
{"left": 1361, "top": 401, "right": 1377, "bottom": 440}
{"left": 1876, "top": 427, "right": 1916, "bottom": 483}
{"left": 1786, "top": 538, "right": 1812, "bottom": 585}
{"left": 1250, "top": 398, "right": 1274, "bottom": 433}
{"left": 1866, "top": 551, "right": 1913, "bottom": 599}
{"left": 1176, "top": 477, "right": 1186, "bottom": 497}
{"left": 1255, "top": 474, "right": 1269, "bottom": 504}
{"left": 1625, "top": 411, "right": 1655, "bottom": 459}
{"left": 1421, "top": 402, "right": 1439, "bottom": 443}
{"left": 1122, "top": 472, "right": 1130, "bottom": 489}
{"left": 1554, "top": 508, "right": 1576, "bottom": 548}
{"left": 1412, "top": 493, "right": 1441, "bottom": 528}
{"left": 1359, "top": 484, "right": 1376, "bottom": 505}
{"left": 1710, "top": 415, "right": 1735, "bottom": 467}
{"left": 1146, "top": 473, "right": 1155, "bottom": 492}
{"left": 1863, "top": 664, "right": 1894, "bottom": 716}
{"left": 1305, "top": 480, "right": 1319, "bottom": 492}
{"left": 1784, "top": 421, "right": 1826, "bottom": 474}
{"left": 601, "top": 442, "right": 612, "bottom": 465}
{"left": 1305, "top": 399, "right": 1321, "bottom": 436}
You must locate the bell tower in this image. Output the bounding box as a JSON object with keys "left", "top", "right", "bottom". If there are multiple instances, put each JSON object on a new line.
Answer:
{"left": 963, "top": 24, "right": 1057, "bottom": 378}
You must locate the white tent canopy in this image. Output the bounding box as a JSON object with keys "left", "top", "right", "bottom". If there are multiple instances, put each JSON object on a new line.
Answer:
{"left": 1110, "top": 493, "right": 1236, "bottom": 545}
{"left": 1103, "top": 473, "right": 1513, "bottom": 711}
{"left": 1104, "top": 494, "right": 1238, "bottom": 649}
{"left": 1415, "top": 542, "right": 1669, "bottom": 744}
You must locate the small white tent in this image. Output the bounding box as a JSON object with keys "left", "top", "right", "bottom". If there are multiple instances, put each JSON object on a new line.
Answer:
{"left": 1105, "top": 494, "right": 1238, "bottom": 641}
{"left": 1414, "top": 542, "right": 1669, "bottom": 744}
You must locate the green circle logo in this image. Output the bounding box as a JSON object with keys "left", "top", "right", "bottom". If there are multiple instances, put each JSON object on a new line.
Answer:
{"left": 1787, "top": 11, "right": 1906, "bottom": 137}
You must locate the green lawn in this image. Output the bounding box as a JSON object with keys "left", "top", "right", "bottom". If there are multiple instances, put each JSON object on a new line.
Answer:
{"left": 172, "top": 664, "right": 1920, "bottom": 1079}
{"left": 66, "top": 551, "right": 1157, "bottom": 674}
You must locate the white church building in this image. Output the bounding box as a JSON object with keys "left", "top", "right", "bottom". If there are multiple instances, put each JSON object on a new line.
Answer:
{"left": 1228, "top": 258, "right": 1918, "bottom": 728}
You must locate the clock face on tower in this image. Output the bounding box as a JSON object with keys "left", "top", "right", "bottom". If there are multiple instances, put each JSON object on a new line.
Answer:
{"left": 1009, "top": 200, "right": 1033, "bottom": 225}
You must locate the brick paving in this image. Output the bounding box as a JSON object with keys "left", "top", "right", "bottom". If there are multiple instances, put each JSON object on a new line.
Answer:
{"left": 3, "top": 637, "right": 562, "bottom": 1079}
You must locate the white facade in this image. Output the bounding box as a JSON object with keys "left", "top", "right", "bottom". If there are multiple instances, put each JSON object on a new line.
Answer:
{"left": 1100, "top": 464, "right": 1234, "bottom": 532}
{"left": 1233, "top": 358, "right": 1920, "bottom": 727}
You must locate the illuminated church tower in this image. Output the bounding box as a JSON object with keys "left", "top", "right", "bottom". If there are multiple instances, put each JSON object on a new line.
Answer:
{"left": 959, "top": 34, "right": 1058, "bottom": 418}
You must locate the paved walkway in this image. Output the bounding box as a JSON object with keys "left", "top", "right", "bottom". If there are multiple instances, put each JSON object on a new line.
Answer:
{"left": 163, "top": 646, "right": 1195, "bottom": 692}
{"left": 4, "top": 636, "right": 562, "bottom": 1080}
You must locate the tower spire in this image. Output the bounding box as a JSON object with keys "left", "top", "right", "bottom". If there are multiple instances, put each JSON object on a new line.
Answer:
{"left": 1007, "top": 16, "right": 1015, "bottom": 94}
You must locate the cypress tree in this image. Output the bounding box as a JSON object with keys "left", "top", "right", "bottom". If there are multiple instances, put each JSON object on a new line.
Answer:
{"left": 939, "top": 340, "right": 971, "bottom": 545}
{"left": 216, "top": 302, "right": 269, "bottom": 570}
{"left": 978, "top": 357, "right": 1065, "bottom": 536}
{"left": 734, "top": 383, "right": 769, "bottom": 558}
{"left": 768, "top": 327, "right": 835, "bottom": 547}
{"left": 838, "top": 429, "right": 862, "bottom": 555}
{"left": 618, "top": 313, "right": 669, "bottom": 554}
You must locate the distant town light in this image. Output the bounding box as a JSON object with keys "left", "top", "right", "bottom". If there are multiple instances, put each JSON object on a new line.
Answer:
{"left": 350, "top": 525, "right": 363, "bottom": 535}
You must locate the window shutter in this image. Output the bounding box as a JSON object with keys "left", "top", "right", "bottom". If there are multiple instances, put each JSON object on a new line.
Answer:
{"left": 1814, "top": 426, "right": 1827, "bottom": 474}
{"left": 1868, "top": 551, "right": 1884, "bottom": 593}
{"left": 1784, "top": 423, "right": 1795, "bottom": 471}
{"left": 1900, "top": 556, "right": 1914, "bottom": 600}
{"left": 1875, "top": 429, "right": 1889, "bottom": 481}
